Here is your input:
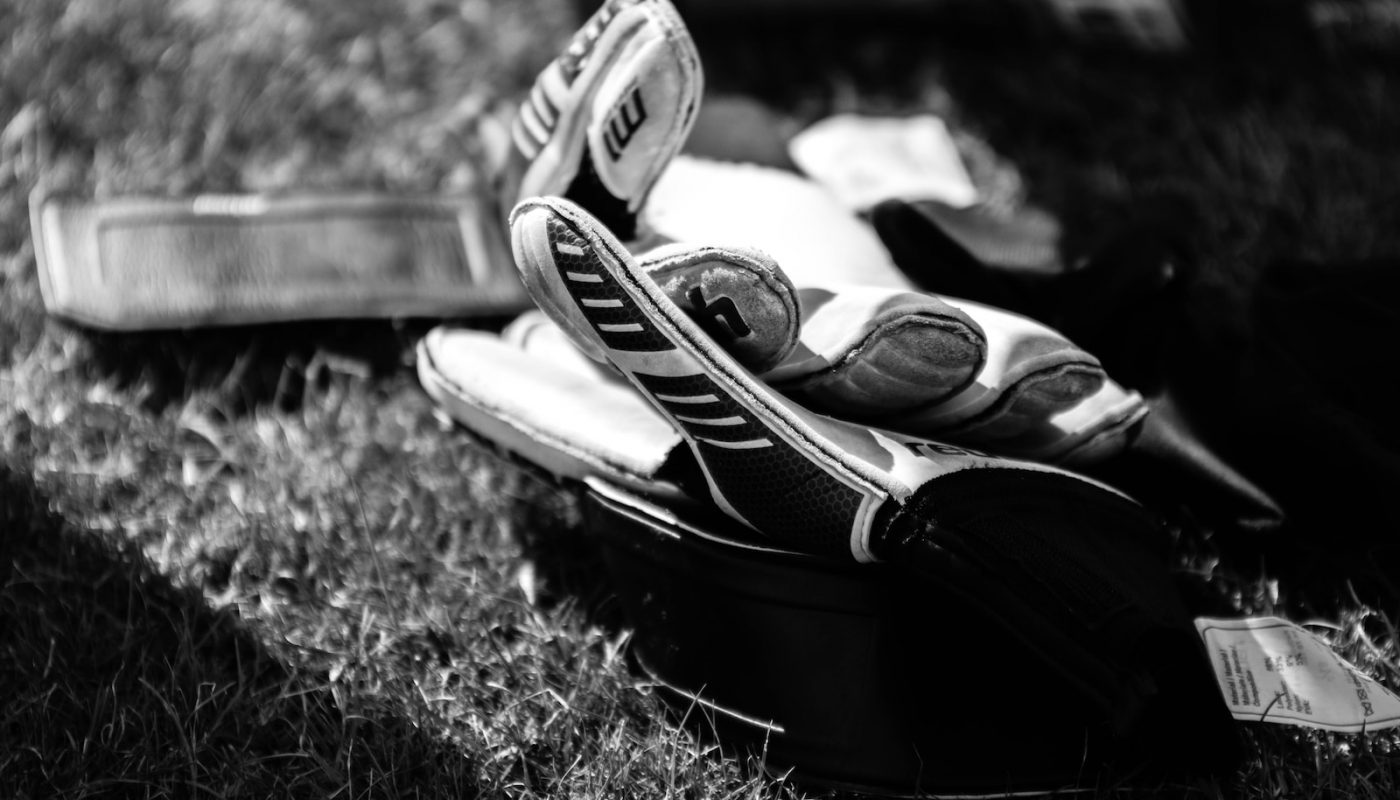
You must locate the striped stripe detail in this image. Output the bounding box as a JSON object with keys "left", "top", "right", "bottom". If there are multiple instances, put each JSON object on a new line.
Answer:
{"left": 634, "top": 373, "right": 774, "bottom": 449}
{"left": 544, "top": 215, "right": 673, "bottom": 353}
{"left": 516, "top": 0, "right": 631, "bottom": 161}
{"left": 517, "top": 100, "right": 550, "bottom": 151}
{"left": 530, "top": 83, "right": 558, "bottom": 127}
{"left": 557, "top": 0, "right": 626, "bottom": 85}
{"left": 513, "top": 60, "right": 572, "bottom": 159}
{"left": 512, "top": 116, "right": 542, "bottom": 160}
{"left": 511, "top": 31, "right": 576, "bottom": 158}
{"left": 654, "top": 392, "right": 719, "bottom": 404}
{"left": 697, "top": 437, "right": 774, "bottom": 450}
{"left": 673, "top": 414, "right": 745, "bottom": 426}
{"left": 631, "top": 370, "right": 868, "bottom": 559}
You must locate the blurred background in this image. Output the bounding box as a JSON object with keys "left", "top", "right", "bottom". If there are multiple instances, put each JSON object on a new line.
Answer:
{"left": 4, "top": 1, "right": 1400, "bottom": 797}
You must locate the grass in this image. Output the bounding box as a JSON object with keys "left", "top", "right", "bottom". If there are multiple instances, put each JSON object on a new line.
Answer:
{"left": 2, "top": 1, "right": 1400, "bottom": 798}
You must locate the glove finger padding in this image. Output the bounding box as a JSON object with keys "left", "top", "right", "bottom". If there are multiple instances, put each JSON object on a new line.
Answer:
{"left": 508, "top": 196, "right": 1237, "bottom": 767}
{"left": 505, "top": 260, "right": 1139, "bottom": 467}
{"left": 639, "top": 242, "right": 800, "bottom": 373}
{"left": 419, "top": 323, "right": 687, "bottom": 497}
{"left": 758, "top": 283, "right": 1146, "bottom": 463}
{"left": 761, "top": 285, "right": 988, "bottom": 414}
{"left": 644, "top": 157, "right": 1148, "bottom": 464}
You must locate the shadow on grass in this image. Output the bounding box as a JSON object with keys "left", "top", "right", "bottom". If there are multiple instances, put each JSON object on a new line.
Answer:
{"left": 466, "top": 443, "right": 631, "bottom": 636}
{"left": 0, "top": 465, "right": 480, "bottom": 799}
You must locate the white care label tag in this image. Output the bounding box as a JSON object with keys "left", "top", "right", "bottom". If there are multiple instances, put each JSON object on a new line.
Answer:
{"left": 1195, "top": 616, "right": 1400, "bottom": 732}
{"left": 787, "top": 114, "right": 978, "bottom": 212}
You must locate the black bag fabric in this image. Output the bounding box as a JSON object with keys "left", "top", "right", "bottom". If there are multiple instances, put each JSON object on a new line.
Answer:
{"left": 585, "top": 476, "right": 1239, "bottom": 796}
{"left": 1175, "top": 258, "right": 1400, "bottom": 605}
{"left": 873, "top": 197, "right": 1400, "bottom": 607}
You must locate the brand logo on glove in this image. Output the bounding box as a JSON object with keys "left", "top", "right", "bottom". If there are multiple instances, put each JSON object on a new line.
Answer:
{"left": 687, "top": 287, "right": 751, "bottom": 341}
{"left": 603, "top": 85, "right": 648, "bottom": 161}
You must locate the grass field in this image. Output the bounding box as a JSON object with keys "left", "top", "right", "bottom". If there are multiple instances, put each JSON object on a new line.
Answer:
{"left": 4, "top": 1, "right": 1400, "bottom": 797}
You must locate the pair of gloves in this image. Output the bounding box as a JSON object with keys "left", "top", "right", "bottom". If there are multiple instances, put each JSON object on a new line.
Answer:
{"left": 420, "top": 0, "right": 1240, "bottom": 788}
